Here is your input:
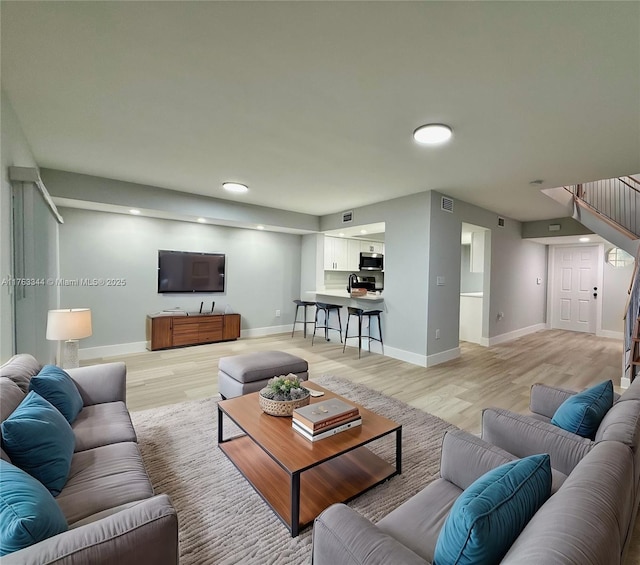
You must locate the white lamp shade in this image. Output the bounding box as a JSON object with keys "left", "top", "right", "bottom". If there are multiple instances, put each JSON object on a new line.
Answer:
{"left": 46, "top": 309, "right": 92, "bottom": 341}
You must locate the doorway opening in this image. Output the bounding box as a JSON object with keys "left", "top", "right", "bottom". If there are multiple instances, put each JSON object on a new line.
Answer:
{"left": 460, "top": 223, "right": 490, "bottom": 345}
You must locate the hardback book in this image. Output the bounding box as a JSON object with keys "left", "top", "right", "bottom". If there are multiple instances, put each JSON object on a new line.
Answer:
{"left": 292, "top": 418, "right": 362, "bottom": 442}
{"left": 293, "top": 398, "right": 359, "bottom": 431}
{"left": 293, "top": 413, "right": 362, "bottom": 435}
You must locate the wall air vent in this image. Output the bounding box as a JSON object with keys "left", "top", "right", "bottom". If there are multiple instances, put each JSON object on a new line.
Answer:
{"left": 342, "top": 210, "right": 353, "bottom": 223}
{"left": 441, "top": 197, "right": 454, "bottom": 213}
{"left": 497, "top": 216, "right": 505, "bottom": 227}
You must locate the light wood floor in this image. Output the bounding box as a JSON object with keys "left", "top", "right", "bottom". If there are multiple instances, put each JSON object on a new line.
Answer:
{"left": 86, "top": 328, "right": 639, "bottom": 562}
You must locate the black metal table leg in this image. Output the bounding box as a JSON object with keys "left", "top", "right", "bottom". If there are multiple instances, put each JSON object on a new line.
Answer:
{"left": 291, "top": 472, "right": 301, "bottom": 537}
{"left": 217, "top": 405, "right": 224, "bottom": 444}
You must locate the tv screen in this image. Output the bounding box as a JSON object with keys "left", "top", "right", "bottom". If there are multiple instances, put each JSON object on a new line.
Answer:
{"left": 158, "top": 250, "right": 226, "bottom": 293}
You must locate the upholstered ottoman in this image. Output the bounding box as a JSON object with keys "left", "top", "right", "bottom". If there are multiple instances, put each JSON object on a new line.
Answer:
{"left": 218, "top": 350, "right": 309, "bottom": 399}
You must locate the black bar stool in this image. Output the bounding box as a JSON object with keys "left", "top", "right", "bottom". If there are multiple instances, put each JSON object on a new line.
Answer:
{"left": 291, "top": 300, "right": 316, "bottom": 338}
{"left": 343, "top": 307, "right": 384, "bottom": 358}
{"left": 312, "top": 302, "right": 343, "bottom": 344}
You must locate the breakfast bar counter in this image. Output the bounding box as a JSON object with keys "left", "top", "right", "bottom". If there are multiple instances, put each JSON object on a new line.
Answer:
{"left": 308, "top": 289, "right": 384, "bottom": 303}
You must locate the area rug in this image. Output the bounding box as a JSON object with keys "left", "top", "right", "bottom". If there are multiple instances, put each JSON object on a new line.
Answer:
{"left": 130, "top": 375, "right": 457, "bottom": 565}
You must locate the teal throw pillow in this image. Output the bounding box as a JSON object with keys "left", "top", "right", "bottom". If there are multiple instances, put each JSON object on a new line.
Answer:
{"left": 433, "top": 453, "right": 552, "bottom": 565}
{"left": 1, "top": 391, "right": 75, "bottom": 496}
{"left": 0, "top": 459, "right": 67, "bottom": 556}
{"left": 551, "top": 380, "right": 613, "bottom": 439}
{"left": 29, "top": 364, "right": 83, "bottom": 424}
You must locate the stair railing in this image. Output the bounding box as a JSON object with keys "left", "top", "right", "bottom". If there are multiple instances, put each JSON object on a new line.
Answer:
{"left": 624, "top": 246, "right": 640, "bottom": 383}
{"left": 567, "top": 178, "right": 640, "bottom": 239}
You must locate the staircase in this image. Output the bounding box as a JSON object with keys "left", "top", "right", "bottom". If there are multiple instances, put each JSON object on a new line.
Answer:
{"left": 543, "top": 174, "right": 640, "bottom": 386}
{"left": 567, "top": 176, "right": 640, "bottom": 256}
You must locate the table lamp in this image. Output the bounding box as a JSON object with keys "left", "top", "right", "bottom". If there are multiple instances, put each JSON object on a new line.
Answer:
{"left": 46, "top": 308, "right": 92, "bottom": 369}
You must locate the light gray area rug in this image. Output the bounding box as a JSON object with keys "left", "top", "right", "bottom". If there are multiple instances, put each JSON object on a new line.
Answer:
{"left": 130, "top": 375, "right": 457, "bottom": 565}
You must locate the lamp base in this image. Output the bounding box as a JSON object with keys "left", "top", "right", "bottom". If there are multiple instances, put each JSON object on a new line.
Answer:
{"left": 61, "top": 340, "right": 80, "bottom": 370}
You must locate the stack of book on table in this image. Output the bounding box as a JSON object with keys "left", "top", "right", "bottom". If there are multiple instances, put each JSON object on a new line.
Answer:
{"left": 292, "top": 398, "right": 361, "bottom": 442}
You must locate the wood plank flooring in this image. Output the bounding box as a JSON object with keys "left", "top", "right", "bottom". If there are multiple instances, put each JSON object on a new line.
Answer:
{"left": 85, "top": 328, "right": 639, "bottom": 563}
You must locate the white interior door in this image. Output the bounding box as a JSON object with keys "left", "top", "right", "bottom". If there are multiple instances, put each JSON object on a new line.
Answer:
{"left": 551, "top": 245, "right": 598, "bottom": 333}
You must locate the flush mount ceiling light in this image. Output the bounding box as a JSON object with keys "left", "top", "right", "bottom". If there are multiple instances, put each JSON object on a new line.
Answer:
{"left": 222, "top": 182, "right": 248, "bottom": 193}
{"left": 579, "top": 237, "right": 591, "bottom": 242}
{"left": 129, "top": 209, "right": 141, "bottom": 215}
{"left": 413, "top": 124, "right": 453, "bottom": 145}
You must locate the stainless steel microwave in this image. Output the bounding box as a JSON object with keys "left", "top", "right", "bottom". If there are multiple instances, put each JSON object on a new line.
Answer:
{"left": 359, "top": 252, "right": 384, "bottom": 271}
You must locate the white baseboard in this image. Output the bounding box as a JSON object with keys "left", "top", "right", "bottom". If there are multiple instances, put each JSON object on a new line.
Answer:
{"left": 384, "top": 345, "right": 427, "bottom": 367}
{"left": 240, "top": 324, "right": 292, "bottom": 338}
{"left": 487, "top": 323, "right": 547, "bottom": 347}
{"left": 427, "top": 347, "right": 460, "bottom": 367}
{"left": 621, "top": 376, "right": 631, "bottom": 389}
{"left": 596, "top": 329, "right": 624, "bottom": 340}
{"left": 80, "top": 341, "right": 147, "bottom": 360}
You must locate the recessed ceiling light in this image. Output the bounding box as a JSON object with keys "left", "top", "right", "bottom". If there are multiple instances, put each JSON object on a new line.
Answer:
{"left": 338, "top": 233, "right": 345, "bottom": 237}
{"left": 413, "top": 124, "right": 453, "bottom": 145}
{"left": 197, "top": 218, "right": 206, "bottom": 223}
{"left": 256, "top": 225, "right": 265, "bottom": 230}
{"left": 360, "top": 229, "right": 367, "bottom": 234}
{"left": 579, "top": 237, "right": 590, "bottom": 242}
{"left": 129, "top": 209, "right": 141, "bottom": 215}
{"left": 222, "top": 182, "right": 248, "bottom": 193}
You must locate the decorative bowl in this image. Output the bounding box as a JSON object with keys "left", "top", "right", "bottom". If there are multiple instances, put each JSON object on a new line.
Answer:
{"left": 258, "top": 392, "right": 310, "bottom": 417}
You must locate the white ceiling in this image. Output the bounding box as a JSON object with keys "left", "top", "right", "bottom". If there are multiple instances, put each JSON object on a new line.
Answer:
{"left": 2, "top": 1, "right": 639, "bottom": 222}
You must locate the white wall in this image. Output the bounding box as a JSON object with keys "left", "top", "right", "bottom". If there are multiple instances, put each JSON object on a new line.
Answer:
{"left": 58, "top": 208, "right": 303, "bottom": 353}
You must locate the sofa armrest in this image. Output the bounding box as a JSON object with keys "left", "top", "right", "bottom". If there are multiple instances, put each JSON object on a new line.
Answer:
{"left": 529, "top": 383, "right": 576, "bottom": 418}
{"left": 2, "top": 495, "right": 177, "bottom": 565}
{"left": 67, "top": 362, "right": 127, "bottom": 406}
{"left": 313, "top": 504, "right": 429, "bottom": 565}
{"left": 481, "top": 408, "right": 593, "bottom": 475}
{"left": 439, "top": 429, "right": 516, "bottom": 490}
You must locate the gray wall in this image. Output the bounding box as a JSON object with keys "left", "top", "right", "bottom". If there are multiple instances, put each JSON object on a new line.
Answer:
{"left": 602, "top": 253, "right": 634, "bottom": 334}
{"left": 1, "top": 91, "right": 59, "bottom": 363}
{"left": 320, "top": 192, "right": 432, "bottom": 361}
{"left": 521, "top": 217, "right": 592, "bottom": 239}
{"left": 58, "top": 208, "right": 302, "bottom": 350}
{"left": 460, "top": 245, "right": 483, "bottom": 293}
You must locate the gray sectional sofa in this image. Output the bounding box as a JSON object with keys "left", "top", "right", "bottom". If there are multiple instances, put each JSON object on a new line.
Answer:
{"left": 0, "top": 354, "right": 178, "bottom": 565}
{"left": 313, "top": 378, "right": 640, "bottom": 565}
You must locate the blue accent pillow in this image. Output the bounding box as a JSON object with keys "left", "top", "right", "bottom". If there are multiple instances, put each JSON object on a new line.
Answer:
{"left": 29, "top": 364, "right": 83, "bottom": 424}
{"left": 433, "top": 454, "right": 552, "bottom": 565}
{"left": 551, "top": 380, "right": 613, "bottom": 439}
{"left": 0, "top": 459, "right": 67, "bottom": 556}
{"left": 1, "top": 391, "right": 75, "bottom": 496}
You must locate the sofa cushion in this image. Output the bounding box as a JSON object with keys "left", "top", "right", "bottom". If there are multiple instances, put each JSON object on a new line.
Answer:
{"left": 551, "top": 380, "right": 613, "bottom": 439}
{"left": 1, "top": 391, "right": 75, "bottom": 496}
{"left": 433, "top": 453, "right": 552, "bottom": 565}
{"left": 29, "top": 365, "right": 84, "bottom": 424}
{"left": 56, "top": 442, "right": 154, "bottom": 525}
{"left": 0, "top": 354, "right": 41, "bottom": 393}
{"left": 0, "top": 378, "right": 26, "bottom": 423}
{"left": 0, "top": 459, "right": 68, "bottom": 556}
{"left": 72, "top": 401, "right": 137, "bottom": 452}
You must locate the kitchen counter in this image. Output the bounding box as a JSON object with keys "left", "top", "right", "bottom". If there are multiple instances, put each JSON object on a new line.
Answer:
{"left": 309, "top": 289, "right": 384, "bottom": 302}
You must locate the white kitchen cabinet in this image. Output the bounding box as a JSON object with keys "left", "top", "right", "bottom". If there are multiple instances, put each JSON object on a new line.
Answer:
{"left": 347, "top": 239, "right": 361, "bottom": 271}
{"left": 324, "top": 236, "right": 349, "bottom": 271}
{"left": 361, "top": 240, "right": 384, "bottom": 254}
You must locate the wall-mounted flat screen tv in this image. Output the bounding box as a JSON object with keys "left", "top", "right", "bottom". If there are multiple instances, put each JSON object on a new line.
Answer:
{"left": 158, "top": 250, "right": 226, "bottom": 293}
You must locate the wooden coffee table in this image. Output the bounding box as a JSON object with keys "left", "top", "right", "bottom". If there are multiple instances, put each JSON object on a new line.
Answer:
{"left": 217, "top": 382, "right": 402, "bottom": 537}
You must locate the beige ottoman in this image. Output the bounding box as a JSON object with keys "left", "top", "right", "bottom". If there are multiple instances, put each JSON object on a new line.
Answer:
{"left": 217, "top": 350, "right": 309, "bottom": 399}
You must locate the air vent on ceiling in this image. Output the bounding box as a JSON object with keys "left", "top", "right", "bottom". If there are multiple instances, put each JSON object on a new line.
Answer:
{"left": 441, "top": 196, "right": 454, "bottom": 213}
{"left": 342, "top": 210, "right": 353, "bottom": 223}
{"left": 498, "top": 216, "right": 505, "bottom": 227}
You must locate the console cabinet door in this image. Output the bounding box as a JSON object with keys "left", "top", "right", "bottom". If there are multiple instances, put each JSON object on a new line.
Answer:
{"left": 223, "top": 314, "right": 241, "bottom": 340}
{"left": 199, "top": 316, "right": 223, "bottom": 343}
{"left": 149, "top": 317, "right": 173, "bottom": 350}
